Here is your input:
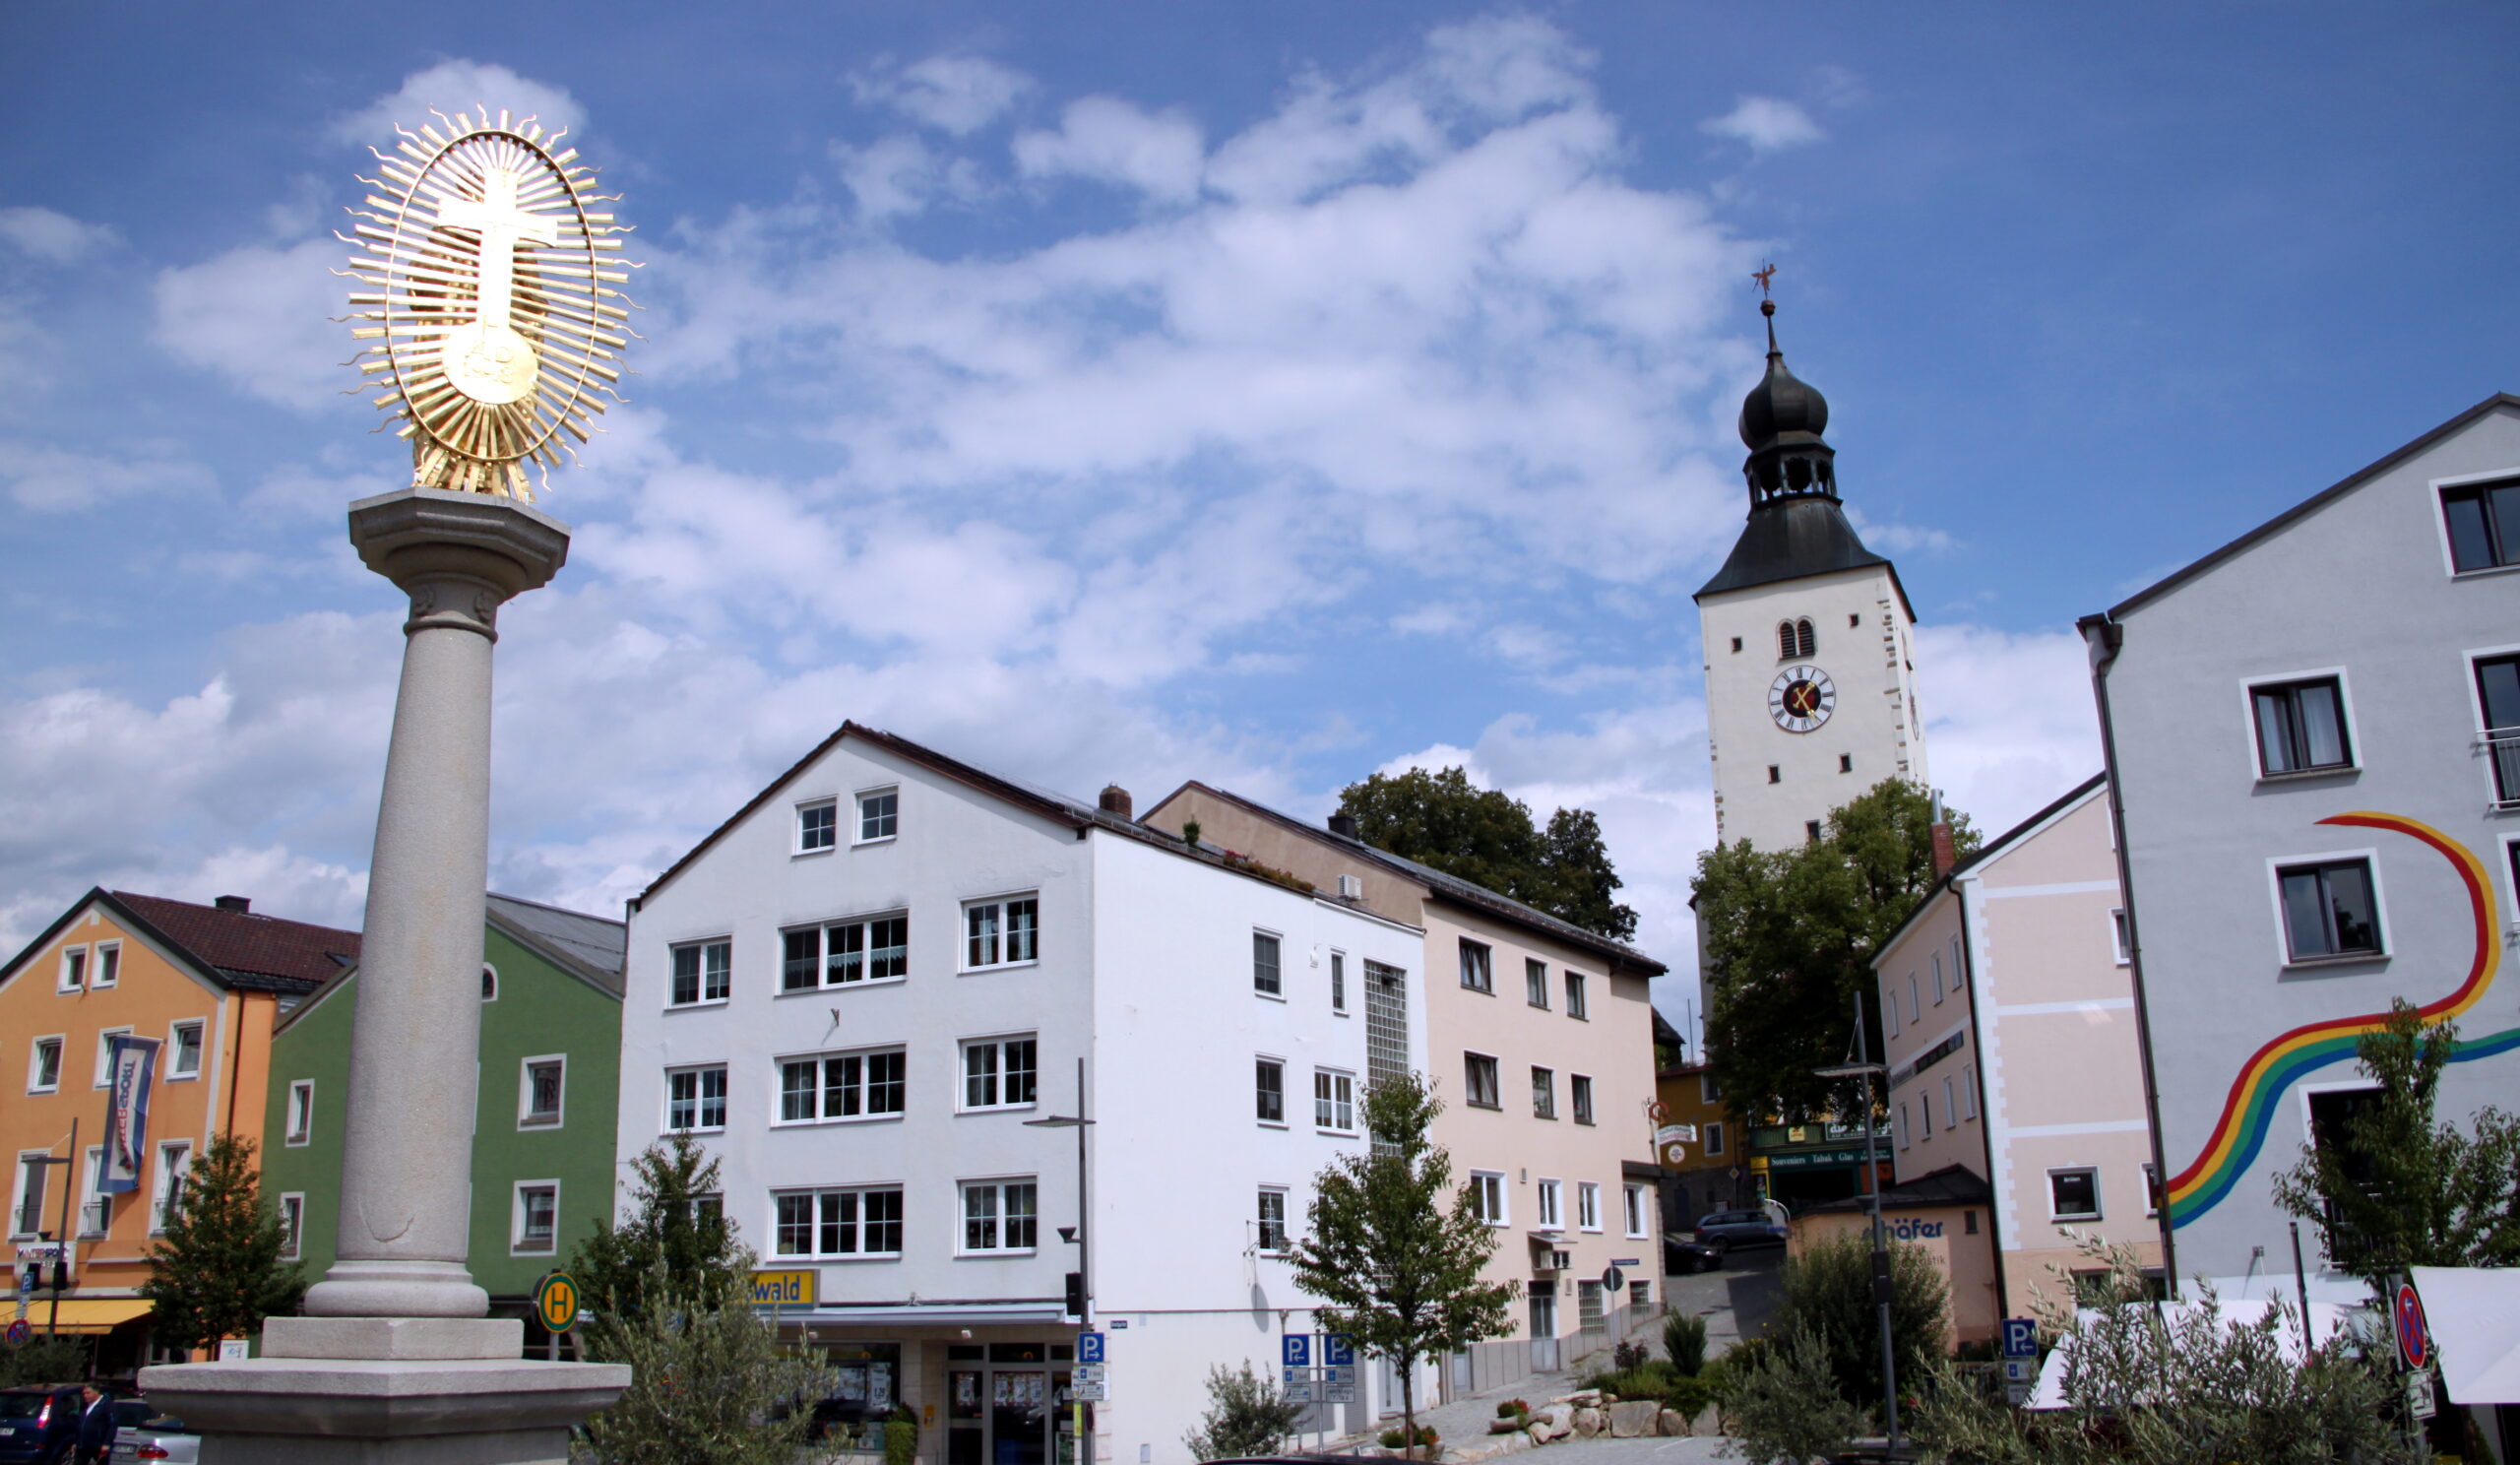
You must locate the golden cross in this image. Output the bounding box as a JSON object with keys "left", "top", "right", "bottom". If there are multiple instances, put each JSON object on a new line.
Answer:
{"left": 436, "top": 166, "right": 556, "bottom": 333}
{"left": 1752, "top": 262, "right": 1777, "bottom": 299}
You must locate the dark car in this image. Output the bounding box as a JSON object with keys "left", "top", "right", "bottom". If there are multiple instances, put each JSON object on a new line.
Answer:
{"left": 1694, "top": 1207, "right": 1788, "bottom": 1249}
{"left": 0, "top": 1385, "right": 81, "bottom": 1465}
{"left": 1665, "top": 1233, "right": 1727, "bottom": 1273}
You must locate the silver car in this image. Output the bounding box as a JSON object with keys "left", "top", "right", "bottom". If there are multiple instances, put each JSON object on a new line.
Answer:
{"left": 109, "top": 1412, "right": 200, "bottom": 1464}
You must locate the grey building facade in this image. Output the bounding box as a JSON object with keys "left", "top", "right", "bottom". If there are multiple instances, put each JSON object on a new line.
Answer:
{"left": 2081, "top": 394, "right": 2520, "bottom": 1294}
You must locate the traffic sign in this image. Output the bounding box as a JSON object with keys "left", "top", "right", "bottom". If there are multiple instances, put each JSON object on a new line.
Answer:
{"left": 2002, "top": 1318, "right": 2038, "bottom": 1359}
{"left": 1070, "top": 1381, "right": 1107, "bottom": 1403}
{"left": 2406, "top": 1369, "right": 2435, "bottom": 1421}
{"left": 1323, "top": 1368, "right": 1357, "bottom": 1404}
{"left": 536, "top": 1272, "right": 581, "bottom": 1335}
{"left": 1079, "top": 1331, "right": 1105, "bottom": 1364}
{"left": 1602, "top": 1265, "right": 1624, "bottom": 1293}
{"left": 1282, "top": 1368, "right": 1316, "bottom": 1404}
{"left": 1071, "top": 1364, "right": 1104, "bottom": 1384}
{"left": 2394, "top": 1283, "right": 2429, "bottom": 1370}
{"left": 1282, "top": 1334, "right": 1311, "bottom": 1368}
{"left": 3, "top": 1319, "right": 29, "bottom": 1346}
{"left": 2002, "top": 1358, "right": 2036, "bottom": 1383}
{"left": 1322, "top": 1334, "right": 1354, "bottom": 1368}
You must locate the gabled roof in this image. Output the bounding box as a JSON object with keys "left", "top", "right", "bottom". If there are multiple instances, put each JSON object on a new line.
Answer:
{"left": 2102, "top": 393, "right": 2520, "bottom": 621}
{"left": 1694, "top": 495, "right": 1911, "bottom": 619}
{"left": 0, "top": 887, "right": 358, "bottom": 998}
{"left": 487, "top": 892, "right": 625, "bottom": 996}
{"left": 1147, "top": 781, "right": 1667, "bottom": 977}
{"left": 1799, "top": 1162, "right": 1991, "bottom": 1215}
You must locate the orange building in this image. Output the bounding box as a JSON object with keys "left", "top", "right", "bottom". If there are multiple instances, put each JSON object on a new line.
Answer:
{"left": 2, "top": 889, "right": 355, "bottom": 1374}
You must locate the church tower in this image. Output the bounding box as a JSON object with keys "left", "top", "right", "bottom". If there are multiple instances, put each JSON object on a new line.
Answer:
{"left": 1695, "top": 297, "right": 1927, "bottom": 853}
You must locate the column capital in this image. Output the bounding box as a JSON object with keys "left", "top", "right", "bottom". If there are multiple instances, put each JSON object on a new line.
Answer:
{"left": 347, "top": 489, "right": 572, "bottom": 638}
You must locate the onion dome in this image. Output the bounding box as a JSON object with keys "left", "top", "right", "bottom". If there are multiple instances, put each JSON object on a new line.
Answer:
{"left": 1736, "top": 299, "right": 1838, "bottom": 503}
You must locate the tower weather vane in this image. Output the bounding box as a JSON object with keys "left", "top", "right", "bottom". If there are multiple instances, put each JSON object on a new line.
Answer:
{"left": 1752, "top": 261, "right": 1777, "bottom": 299}
{"left": 342, "top": 108, "right": 640, "bottom": 499}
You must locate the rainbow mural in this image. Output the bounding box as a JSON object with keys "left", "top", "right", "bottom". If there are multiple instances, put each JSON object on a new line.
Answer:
{"left": 2165, "top": 811, "right": 2519, "bottom": 1227}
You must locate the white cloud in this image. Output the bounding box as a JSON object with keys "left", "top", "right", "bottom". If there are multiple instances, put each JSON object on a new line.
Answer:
{"left": 0, "top": 438, "right": 216, "bottom": 512}
{"left": 850, "top": 54, "right": 1034, "bottom": 136}
{"left": 0, "top": 206, "right": 117, "bottom": 264}
{"left": 832, "top": 134, "right": 986, "bottom": 223}
{"left": 1700, "top": 96, "right": 1827, "bottom": 155}
{"left": 1914, "top": 623, "right": 2104, "bottom": 838}
{"left": 153, "top": 234, "right": 348, "bottom": 412}
{"left": 330, "top": 61, "right": 586, "bottom": 149}
{"left": 1013, "top": 96, "right": 1206, "bottom": 204}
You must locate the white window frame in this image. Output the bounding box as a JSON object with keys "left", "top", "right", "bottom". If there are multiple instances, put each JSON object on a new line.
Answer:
{"left": 92, "top": 941, "right": 119, "bottom": 988}
{"left": 959, "top": 1034, "right": 1040, "bottom": 1114}
{"left": 78, "top": 1145, "right": 105, "bottom": 1237}
{"left": 1525, "top": 958, "right": 1549, "bottom": 1009}
{"left": 2503, "top": 834, "right": 2520, "bottom": 927}
{"left": 1459, "top": 938, "right": 1493, "bottom": 993}
{"left": 27, "top": 1035, "right": 64, "bottom": 1096}
{"left": 795, "top": 797, "right": 839, "bottom": 856}
{"left": 783, "top": 912, "right": 911, "bottom": 992}
{"left": 1252, "top": 928, "right": 1284, "bottom": 998}
{"left": 94, "top": 1025, "right": 132, "bottom": 1088}
{"left": 278, "top": 1191, "right": 305, "bottom": 1260}
{"left": 1535, "top": 1178, "right": 1563, "bottom": 1232}
{"left": 285, "top": 1079, "right": 314, "bottom": 1146}
{"left": 481, "top": 964, "right": 498, "bottom": 1002}
{"left": 2431, "top": 466, "right": 2520, "bottom": 578}
{"left": 519, "top": 1053, "right": 567, "bottom": 1129}
{"left": 1255, "top": 1186, "right": 1291, "bottom": 1254}
{"left": 776, "top": 1048, "right": 908, "bottom": 1125}
{"left": 2463, "top": 639, "right": 2520, "bottom": 809}
{"left": 1313, "top": 1067, "right": 1356, "bottom": 1134}
{"left": 1570, "top": 1073, "right": 1595, "bottom": 1125}
{"left": 1896, "top": 1103, "right": 1910, "bottom": 1150}
{"left": 2265, "top": 848, "right": 2389, "bottom": 965}
{"left": 12, "top": 1152, "right": 51, "bottom": 1240}
{"left": 1464, "top": 1051, "right": 1501, "bottom": 1110}
{"left": 2110, "top": 909, "right": 2131, "bottom": 965}
{"left": 1622, "top": 1182, "right": 1650, "bottom": 1240}
{"left": 151, "top": 1141, "right": 193, "bottom": 1235}
{"left": 58, "top": 945, "right": 88, "bottom": 992}
{"left": 1930, "top": 952, "right": 1945, "bottom": 1004}
{"left": 1255, "top": 1056, "right": 1288, "bottom": 1127}
{"left": 771, "top": 1184, "right": 905, "bottom": 1259}
{"left": 1469, "top": 1170, "right": 1508, "bottom": 1227}
{"left": 1885, "top": 979, "right": 1901, "bottom": 1037}
{"left": 2143, "top": 1162, "right": 2161, "bottom": 1218}
{"left": 1961, "top": 1065, "right": 1979, "bottom": 1119}
{"left": 664, "top": 1064, "right": 728, "bottom": 1133}
{"left": 1532, "top": 1065, "right": 1556, "bottom": 1120}
{"left": 1700, "top": 1073, "right": 1720, "bottom": 1104}
{"left": 1907, "top": 975, "right": 1921, "bottom": 1025}
{"left": 1921, "top": 1089, "right": 1933, "bottom": 1140}
{"left": 2237, "top": 667, "right": 2360, "bottom": 780}
{"left": 2048, "top": 1167, "right": 2103, "bottom": 1222}
{"left": 962, "top": 894, "right": 1040, "bottom": 973}
{"left": 512, "top": 1179, "right": 561, "bottom": 1256}
{"left": 1329, "top": 949, "right": 1348, "bottom": 1014}
{"left": 1577, "top": 1180, "right": 1603, "bottom": 1233}
{"left": 667, "top": 937, "right": 733, "bottom": 1008}
{"left": 855, "top": 786, "right": 900, "bottom": 845}
{"left": 1943, "top": 1076, "right": 1958, "bottom": 1129}
{"left": 958, "top": 1177, "right": 1040, "bottom": 1256}
{"left": 1564, "top": 971, "right": 1589, "bottom": 1020}
{"left": 1704, "top": 1120, "right": 1726, "bottom": 1157}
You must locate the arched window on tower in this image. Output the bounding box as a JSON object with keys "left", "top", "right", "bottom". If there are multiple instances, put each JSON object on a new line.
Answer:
{"left": 1777, "top": 621, "right": 1796, "bottom": 659}
{"left": 1798, "top": 619, "right": 1816, "bottom": 657}
{"left": 1779, "top": 618, "right": 1815, "bottom": 659}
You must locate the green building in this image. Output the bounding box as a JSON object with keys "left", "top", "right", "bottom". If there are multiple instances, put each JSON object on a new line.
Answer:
{"left": 261, "top": 893, "right": 623, "bottom": 1349}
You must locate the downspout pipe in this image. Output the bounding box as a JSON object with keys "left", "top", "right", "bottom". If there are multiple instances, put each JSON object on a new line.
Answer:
{"left": 1950, "top": 876, "right": 2010, "bottom": 1328}
{"left": 2078, "top": 611, "right": 2178, "bottom": 1293}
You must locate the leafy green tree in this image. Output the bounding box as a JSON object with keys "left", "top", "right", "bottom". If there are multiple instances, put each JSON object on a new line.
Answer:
{"left": 1338, "top": 767, "right": 1638, "bottom": 939}
{"left": 571, "top": 1261, "right": 832, "bottom": 1465}
{"left": 2272, "top": 1000, "right": 2520, "bottom": 1285}
{"left": 1180, "top": 1361, "right": 1306, "bottom": 1460}
{"left": 567, "top": 1132, "right": 744, "bottom": 1327}
{"left": 1288, "top": 1072, "right": 1518, "bottom": 1448}
{"left": 1770, "top": 1231, "right": 1947, "bottom": 1419}
{"left": 1693, "top": 779, "right": 1977, "bottom": 1120}
{"left": 0, "top": 1336, "right": 90, "bottom": 1386}
{"left": 139, "top": 1133, "right": 305, "bottom": 1352}
{"left": 1723, "top": 1327, "right": 1867, "bottom": 1465}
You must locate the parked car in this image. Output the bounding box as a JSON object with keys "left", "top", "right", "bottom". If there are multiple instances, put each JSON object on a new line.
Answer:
{"left": 1665, "top": 1234, "right": 1728, "bottom": 1273}
{"left": 109, "top": 1410, "right": 200, "bottom": 1464}
{"left": 0, "top": 1386, "right": 81, "bottom": 1465}
{"left": 1694, "top": 1208, "right": 1788, "bottom": 1249}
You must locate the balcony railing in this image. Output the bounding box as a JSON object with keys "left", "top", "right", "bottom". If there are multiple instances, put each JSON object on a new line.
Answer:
{"left": 13, "top": 1197, "right": 43, "bottom": 1238}
{"left": 78, "top": 1199, "right": 109, "bottom": 1238}
{"left": 2485, "top": 727, "right": 2520, "bottom": 808}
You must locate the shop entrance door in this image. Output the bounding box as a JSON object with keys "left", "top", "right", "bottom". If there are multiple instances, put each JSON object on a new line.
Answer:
{"left": 946, "top": 1344, "right": 1069, "bottom": 1465}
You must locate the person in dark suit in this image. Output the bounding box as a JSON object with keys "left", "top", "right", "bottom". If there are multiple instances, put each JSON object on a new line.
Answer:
{"left": 73, "top": 1382, "right": 116, "bottom": 1465}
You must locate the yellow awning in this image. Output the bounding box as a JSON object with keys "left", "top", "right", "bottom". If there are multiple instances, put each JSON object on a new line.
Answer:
{"left": 20, "top": 1298, "right": 152, "bottom": 1333}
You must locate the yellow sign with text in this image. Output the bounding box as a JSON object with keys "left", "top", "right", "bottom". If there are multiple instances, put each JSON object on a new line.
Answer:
{"left": 750, "top": 1269, "right": 818, "bottom": 1307}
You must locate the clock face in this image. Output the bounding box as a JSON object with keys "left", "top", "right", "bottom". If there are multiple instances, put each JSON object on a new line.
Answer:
{"left": 1769, "top": 665, "right": 1837, "bottom": 732}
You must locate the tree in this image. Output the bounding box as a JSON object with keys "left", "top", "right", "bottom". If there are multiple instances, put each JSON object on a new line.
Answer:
{"left": 2272, "top": 1000, "right": 2520, "bottom": 1284}
{"left": 571, "top": 1261, "right": 833, "bottom": 1465}
{"left": 140, "top": 1133, "right": 305, "bottom": 1353}
{"left": 1692, "top": 779, "right": 1977, "bottom": 1120}
{"left": 568, "top": 1132, "right": 745, "bottom": 1326}
{"left": 1180, "top": 1361, "right": 1307, "bottom": 1460}
{"left": 1288, "top": 1072, "right": 1518, "bottom": 1449}
{"left": 1770, "top": 1231, "right": 1948, "bottom": 1418}
{"left": 1338, "top": 767, "right": 1639, "bottom": 939}
{"left": 1723, "top": 1327, "right": 1868, "bottom": 1465}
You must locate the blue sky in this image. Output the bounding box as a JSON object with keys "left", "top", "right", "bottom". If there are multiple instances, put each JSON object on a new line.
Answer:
{"left": 4, "top": 2, "right": 2514, "bottom": 1012}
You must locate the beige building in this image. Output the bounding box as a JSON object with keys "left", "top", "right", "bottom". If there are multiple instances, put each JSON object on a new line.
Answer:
{"left": 1140, "top": 784, "right": 1668, "bottom": 1389}
{"left": 1871, "top": 774, "right": 2162, "bottom": 1334}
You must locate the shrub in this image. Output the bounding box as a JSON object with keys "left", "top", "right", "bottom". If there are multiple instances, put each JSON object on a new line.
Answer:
{"left": 0, "top": 1336, "right": 89, "bottom": 1387}
{"left": 1378, "top": 1424, "right": 1439, "bottom": 1449}
{"left": 1661, "top": 1374, "right": 1719, "bottom": 1424}
{"left": 1183, "top": 1362, "right": 1306, "bottom": 1460}
{"left": 1612, "top": 1337, "right": 1652, "bottom": 1370}
{"left": 1664, "top": 1311, "right": 1709, "bottom": 1375}
{"left": 1723, "top": 1328, "right": 1866, "bottom": 1465}
{"left": 1771, "top": 1231, "right": 1948, "bottom": 1418}
{"left": 883, "top": 1408, "right": 919, "bottom": 1465}
{"left": 1495, "top": 1399, "right": 1529, "bottom": 1420}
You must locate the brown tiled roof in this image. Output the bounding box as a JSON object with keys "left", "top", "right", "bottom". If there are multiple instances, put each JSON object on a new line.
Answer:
{"left": 110, "top": 892, "right": 360, "bottom": 992}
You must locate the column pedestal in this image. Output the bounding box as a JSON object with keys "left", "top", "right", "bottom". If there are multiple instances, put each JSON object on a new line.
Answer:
{"left": 139, "top": 489, "right": 627, "bottom": 1461}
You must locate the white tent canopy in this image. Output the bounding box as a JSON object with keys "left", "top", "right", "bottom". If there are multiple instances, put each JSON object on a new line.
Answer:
{"left": 2029, "top": 1297, "right": 2359, "bottom": 1411}
{"left": 2411, "top": 1266, "right": 2520, "bottom": 1404}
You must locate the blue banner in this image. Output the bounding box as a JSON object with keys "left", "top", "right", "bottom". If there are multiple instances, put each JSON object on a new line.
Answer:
{"left": 100, "top": 1035, "right": 160, "bottom": 1194}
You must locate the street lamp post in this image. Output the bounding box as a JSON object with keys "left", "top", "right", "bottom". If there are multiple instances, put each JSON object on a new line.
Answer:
{"left": 1026, "top": 1059, "right": 1095, "bottom": 1465}
{"left": 20, "top": 1119, "right": 80, "bottom": 1341}
{"left": 1817, "top": 991, "right": 1900, "bottom": 1457}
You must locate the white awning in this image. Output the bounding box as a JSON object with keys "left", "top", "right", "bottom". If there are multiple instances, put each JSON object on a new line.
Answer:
{"left": 788, "top": 1303, "right": 1069, "bottom": 1330}
{"left": 2412, "top": 1266, "right": 2520, "bottom": 1404}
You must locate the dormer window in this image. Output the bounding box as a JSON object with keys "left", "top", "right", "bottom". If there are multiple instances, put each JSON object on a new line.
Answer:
{"left": 1777, "top": 618, "right": 1816, "bottom": 660}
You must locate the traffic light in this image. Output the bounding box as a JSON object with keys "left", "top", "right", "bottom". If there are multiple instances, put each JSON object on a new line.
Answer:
{"left": 1063, "top": 1272, "right": 1086, "bottom": 1319}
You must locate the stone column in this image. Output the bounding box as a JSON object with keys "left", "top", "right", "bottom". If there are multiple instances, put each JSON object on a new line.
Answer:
{"left": 139, "top": 488, "right": 627, "bottom": 1463}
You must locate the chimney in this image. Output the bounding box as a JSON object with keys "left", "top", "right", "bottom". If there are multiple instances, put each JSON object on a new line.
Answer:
{"left": 1098, "top": 784, "right": 1133, "bottom": 819}
{"left": 1928, "top": 791, "right": 1956, "bottom": 879}
{"left": 1327, "top": 812, "right": 1357, "bottom": 840}
{"left": 215, "top": 895, "right": 251, "bottom": 914}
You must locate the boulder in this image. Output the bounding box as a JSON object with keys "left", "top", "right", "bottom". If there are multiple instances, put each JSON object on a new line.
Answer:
{"left": 1571, "top": 1409, "right": 1603, "bottom": 1438}
{"left": 1691, "top": 1405, "right": 1723, "bottom": 1436}
{"left": 1536, "top": 1404, "right": 1575, "bottom": 1437}
{"left": 1655, "top": 1408, "right": 1688, "bottom": 1436}
{"left": 1607, "top": 1401, "right": 1659, "bottom": 1437}
{"left": 1526, "top": 1424, "right": 1549, "bottom": 1448}
{"left": 1487, "top": 1416, "right": 1527, "bottom": 1435}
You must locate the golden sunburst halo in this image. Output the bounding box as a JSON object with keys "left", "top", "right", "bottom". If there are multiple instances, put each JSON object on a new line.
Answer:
{"left": 341, "top": 108, "right": 640, "bottom": 499}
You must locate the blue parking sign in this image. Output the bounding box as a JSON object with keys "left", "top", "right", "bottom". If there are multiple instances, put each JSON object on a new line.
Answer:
{"left": 1079, "top": 1332, "right": 1104, "bottom": 1364}
{"left": 1322, "top": 1334, "right": 1354, "bottom": 1368}
{"left": 2002, "top": 1318, "right": 2037, "bottom": 1359}
{"left": 1282, "top": 1334, "right": 1311, "bottom": 1368}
